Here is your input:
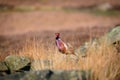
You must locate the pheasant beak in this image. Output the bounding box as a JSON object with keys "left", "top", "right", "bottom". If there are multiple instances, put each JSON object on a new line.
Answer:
{"left": 55, "top": 33, "right": 60, "bottom": 37}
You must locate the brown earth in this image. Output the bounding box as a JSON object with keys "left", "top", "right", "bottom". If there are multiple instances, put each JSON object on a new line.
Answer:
{"left": 0, "top": 11, "right": 120, "bottom": 36}
{"left": 0, "top": 0, "right": 120, "bottom": 36}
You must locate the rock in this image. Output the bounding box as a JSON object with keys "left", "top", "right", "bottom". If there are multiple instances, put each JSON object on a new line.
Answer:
{"left": 104, "top": 26, "right": 120, "bottom": 45}
{"left": 21, "top": 70, "right": 53, "bottom": 80}
{"left": 96, "top": 3, "right": 112, "bottom": 11}
{"left": 0, "top": 72, "right": 26, "bottom": 80}
{"left": 75, "top": 26, "right": 120, "bottom": 56}
{"left": 75, "top": 38, "right": 99, "bottom": 57}
{"left": 5, "top": 55, "right": 30, "bottom": 73}
{"left": 0, "top": 61, "right": 8, "bottom": 71}
{"left": 75, "top": 41, "right": 90, "bottom": 57}
{"left": 0, "top": 70, "right": 92, "bottom": 80}
{"left": 100, "top": 26, "right": 120, "bottom": 52}
{"left": 50, "top": 70, "right": 91, "bottom": 80}
{"left": 0, "top": 61, "right": 9, "bottom": 76}
{"left": 113, "top": 41, "right": 120, "bottom": 52}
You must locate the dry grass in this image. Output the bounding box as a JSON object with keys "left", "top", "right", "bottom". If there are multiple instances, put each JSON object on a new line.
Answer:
{"left": 0, "top": 27, "right": 119, "bottom": 80}
{"left": 11, "top": 35, "right": 119, "bottom": 80}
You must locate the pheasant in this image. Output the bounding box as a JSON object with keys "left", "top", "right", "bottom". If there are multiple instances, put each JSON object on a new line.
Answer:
{"left": 55, "top": 33, "right": 75, "bottom": 55}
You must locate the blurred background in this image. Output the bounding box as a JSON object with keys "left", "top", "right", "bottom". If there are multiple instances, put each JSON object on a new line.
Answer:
{"left": 0, "top": 0, "right": 120, "bottom": 56}
{"left": 0, "top": 0, "right": 120, "bottom": 35}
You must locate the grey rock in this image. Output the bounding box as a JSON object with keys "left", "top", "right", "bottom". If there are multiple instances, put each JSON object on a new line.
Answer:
{"left": 21, "top": 70, "right": 53, "bottom": 80}
{"left": 75, "top": 38, "right": 99, "bottom": 57}
{"left": 0, "top": 61, "right": 8, "bottom": 71}
{"left": 0, "top": 61, "right": 8, "bottom": 76}
{"left": 95, "top": 3, "right": 113, "bottom": 11}
{"left": 100, "top": 26, "right": 120, "bottom": 52}
{"left": 0, "top": 70, "right": 92, "bottom": 80}
{"left": 0, "top": 72, "right": 26, "bottom": 80}
{"left": 5, "top": 55, "right": 30, "bottom": 73}
{"left": 75, "top": 42, "right": 90, "bottom": 57}
{"left": 104, "top": 26, "right": 120, "bottom": 45}
{"left": 50, "top": 70, "right": 91, "bottom": 80}
{"left": 75, "top": 26, "right": 120, "bottom": 56}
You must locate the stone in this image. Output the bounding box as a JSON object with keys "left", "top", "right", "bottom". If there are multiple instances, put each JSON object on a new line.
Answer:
{"left": 96, "top": 3, "right": 112, "bottom": 11}
{"left": 104, "top": 26, "right": 120, "bottom": 45}
{"left": 0, "top": 61, "right": 8, "bottom": 71}
{"left": 75, "top": 38, "right": 99, "bottom": 57}
{"left": 50, "top": 70, "right": 91, "bottom": 80}
{"left": 5, "top": 55, "right": 30, "bottom": 73}
{"left": 100, "top": 26, "right": 120, "bottom": 52}
{"left": 0, "top": 61, "right": 9, "bottom": 76}
{"left": 0, "top": 70, "right": 92, "bottom": 80}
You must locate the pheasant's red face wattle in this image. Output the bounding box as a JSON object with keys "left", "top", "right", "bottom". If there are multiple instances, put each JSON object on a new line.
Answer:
{"left": 55, "top": 33, "right": 60, "bottom": 37}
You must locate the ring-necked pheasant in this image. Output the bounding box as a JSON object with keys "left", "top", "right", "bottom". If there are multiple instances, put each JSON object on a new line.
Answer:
{"left": 55, "top": 33, "right": 75, "bottom": 55}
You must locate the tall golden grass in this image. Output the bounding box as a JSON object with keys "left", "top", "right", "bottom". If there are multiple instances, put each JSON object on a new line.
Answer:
{"left": 14, "top": 36, "right": 120, "bottom": 80}
{"left": 0, "top": 26, "right": 116, "bottom": 79}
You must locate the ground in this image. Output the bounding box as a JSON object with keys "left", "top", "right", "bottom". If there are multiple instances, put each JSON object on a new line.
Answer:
{"left": 0, "top": 11, "right": 120, "bottom": 36}
{"left": 0, "top": 0, "right": 120, "bottom": 59}
{"left": 0, "top": 0, "right": 120, "bottom": 35}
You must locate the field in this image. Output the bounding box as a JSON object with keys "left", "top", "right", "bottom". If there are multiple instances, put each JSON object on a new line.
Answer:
{"left": 0, "top": 0, "right": 120, "bottom": 80}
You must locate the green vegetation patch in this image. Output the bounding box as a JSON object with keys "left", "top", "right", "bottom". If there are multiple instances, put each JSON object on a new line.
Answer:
{"left": 62, "top": 2, "right": 120, "bottom": 16}
{"left": 0, "top": 4, "right": 62, "bottom": 12}
{"left": 0, "top": 5, "right": 39, "bottom": 12}
{"left": 87, "top": 9, "right": 120, "bottom": 16}
{"left": 63, "top": 7, "right": 120, "bottom": 16}
{"left": 0, "top": 3, "right": 120, "bottom": 16}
